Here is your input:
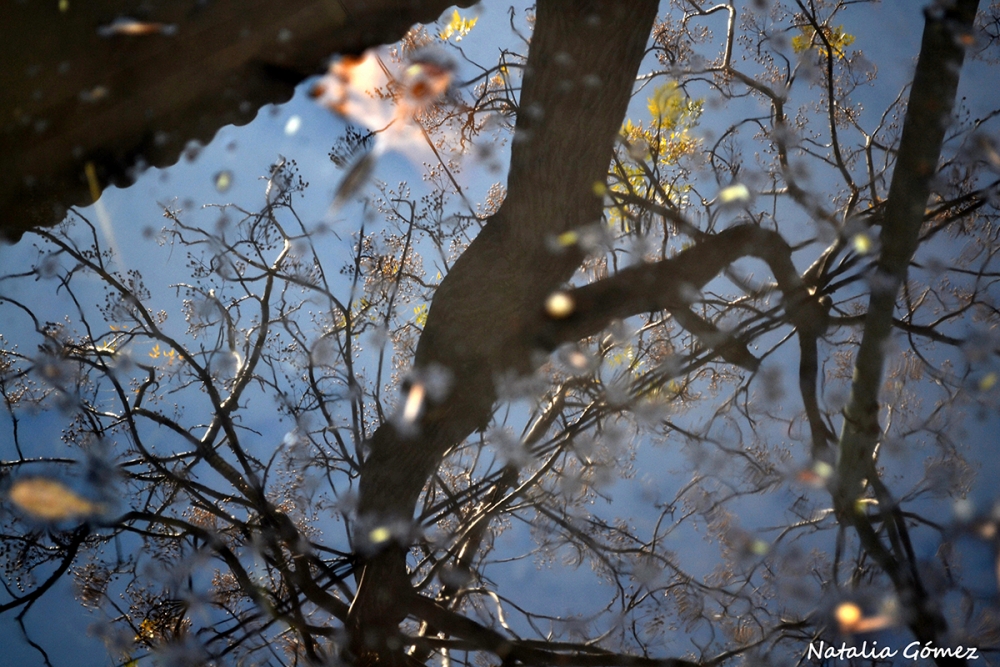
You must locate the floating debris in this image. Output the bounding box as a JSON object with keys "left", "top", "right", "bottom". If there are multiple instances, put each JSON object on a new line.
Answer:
{"left": 368, "top": 526, "right": 391, "bottom": 545}
{"left": 834, "top": 600, "right": 895, "bottom": 633}
{"left": 558, "top": 345, "right": 594, "bottom": 372}
{"left": 851, "top": 232, "right": 872, "bottom": 254}
{"left": 718, "top": 183, "right": 751, "bottom": 204}
{"left": 749, "top": 538, "right": 770, "bottom": 556}
{"left": 79, "top": 85, "right": 109, "bottom": 103}
{"left": 213, "top": 170, "right": 233, "bottom": 193}
{"left": 311, "top": 47, "right": 454, "bottom": 166}
{"left": 797, "top": 460, "right": 834, "bottom": 487}
{"left": 98, "top": 18, "right": 177, "bottom": 37}
{"left": 402, "top": 382, "right": 426, "bottom": 423}
{"left": 835, "top": 601, "right": 862, "bottom": 630}
{"left": 545, "top": 291, "right": 575, "bottom": 319}
{"left": 401, "top": 57, "right": 453, "bottom": 109}
{"left": 332, "top": 150, "right": 378, "bottom": 208}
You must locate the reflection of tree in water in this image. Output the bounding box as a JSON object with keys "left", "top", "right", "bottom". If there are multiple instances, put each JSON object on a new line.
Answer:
{"left": 2, "top": 1, "right": 1000, "bottom": 666}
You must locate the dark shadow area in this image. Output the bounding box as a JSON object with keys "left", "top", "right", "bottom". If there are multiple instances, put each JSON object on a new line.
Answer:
{"left": 2, "top": 0, "right": 474, "bottom": 242}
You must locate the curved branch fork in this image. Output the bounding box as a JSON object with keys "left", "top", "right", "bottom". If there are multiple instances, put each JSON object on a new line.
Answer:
{"left": 347, "top": 1, "right": 663, "bottom": 662}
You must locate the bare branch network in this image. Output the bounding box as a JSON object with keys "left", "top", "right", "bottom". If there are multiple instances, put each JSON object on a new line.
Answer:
{"left": 2, "top": 1, "right": 1000, "bottom": 667}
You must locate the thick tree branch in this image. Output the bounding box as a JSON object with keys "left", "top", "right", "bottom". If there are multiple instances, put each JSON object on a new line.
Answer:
{"left": 831, "top": 2, "right": 980, "bottom": 665}
{"left": 408, "top": 594, "right": 705, "bottom": 667}
{"left": 540, "top": 225, "right": 817, "bottom": 347}
{"left": 347, "top": 3, "right": 660, "bottom": 663}
{"left": 834, "top": 0, "right": 980, "bottom": 511}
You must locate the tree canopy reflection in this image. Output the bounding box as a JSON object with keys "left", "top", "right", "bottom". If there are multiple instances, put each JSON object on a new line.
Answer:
{"left": 2, "top": 1, "right": 1000, "bottom": 666}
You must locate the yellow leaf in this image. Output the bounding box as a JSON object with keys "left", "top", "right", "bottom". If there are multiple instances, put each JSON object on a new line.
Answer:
{"left": 8, "top": 477, "right": 100, "bottom": 521}
{"left": 607, "top": 344, "right": 635, "bottom": 369}
{"left": 555, "top": 230, "right": 579, "bottom": 247}
{"left": 647, "top": 82, "right": 684, "bottom": 128}
{"left": 137, "top": 618, "right": 157, "bottom": 642}
{"left": 980, "top": 372, "right": 997, "bottom": 391}
{"left": 793, "top": 24, "right": 856, "bottom": 60}
{"left": 791, "top": 33, "right": 811, "bottom": 54}
{"left": 149, "top": 343, "right": 161, "bottom": 358}
{"left": 93, "top": 341, "right": 118, "bottom": 355}
{"left": 413, "top": 304, "right": 429, "bottom": 327}
{"left": 439, "top": 9, "right": 477, "bottom": 42}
